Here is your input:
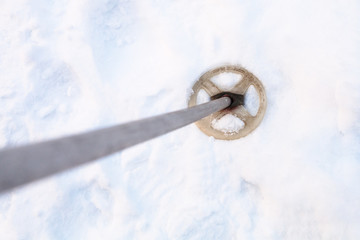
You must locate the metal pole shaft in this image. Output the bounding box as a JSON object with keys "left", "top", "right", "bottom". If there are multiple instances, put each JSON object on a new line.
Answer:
{"left": 0, "top": 97, "right": 231, "bottom": 193}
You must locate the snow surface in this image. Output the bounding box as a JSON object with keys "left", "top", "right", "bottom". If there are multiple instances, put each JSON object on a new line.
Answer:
{"left": 196, "top": 89, "right": 210, "bottom": 105}
{"left": 210, "top": 72, "right": 241, "bottom": 91}
{"left": 244, "top": 85, "right": 260, "bottom": 116}
{"left": 211, "top": 114, "right": 245, "bottom": 134}
{"left": 1, "top": 0, "right": 360, "bottom": 239}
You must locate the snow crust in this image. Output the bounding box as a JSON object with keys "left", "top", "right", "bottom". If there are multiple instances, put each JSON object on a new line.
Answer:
{"left": 1, "top": 0, "right": 360, "bottom": 239}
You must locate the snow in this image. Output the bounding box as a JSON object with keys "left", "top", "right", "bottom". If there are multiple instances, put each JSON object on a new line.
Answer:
{"left": 244, "top": 85, "right": 260, "bottom": 116}
{"left": 196, "top": 89, "right": 210, "bottom": 104}
{"left": 1, "top": 0, "right": 360, "bottom": 239}
{"left": 210, "top": 72, "right": 242, "bottom": 91}
{"left": 211, "top": 114, "right": 245, "bottom": 134}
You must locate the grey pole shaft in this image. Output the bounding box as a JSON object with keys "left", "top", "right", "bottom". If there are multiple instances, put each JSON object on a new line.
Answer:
{"left": 0, "top": 97, "right": 231, "bottom": 194}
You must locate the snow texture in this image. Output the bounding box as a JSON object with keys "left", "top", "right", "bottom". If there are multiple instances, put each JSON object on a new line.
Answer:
{"left": 244, "top": 85, "right": 260, "bottom": 116}
{"left": 211, "top": 114, "right": 245, "bottom": 134}
{"left": 1, "top": 0, "right": 360, "bottom": 239}
{"left": 196, "top": 89, "right": 210, "bottom": 105}
{"left": 210, "top": 72, "right": 241, "bottom": 91}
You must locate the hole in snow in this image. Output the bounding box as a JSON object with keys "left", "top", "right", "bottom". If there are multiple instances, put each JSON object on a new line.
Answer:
{"left": 244, "top": 85, "right": 259, "bottom": 116}
{"left": 210, "top": 72, "right": 242, "bottom": 91}
{"left": 211, "top": 114, "right": 244, "bottom": 134}
{"left": 197, "top": 89, "right": 210, "bottom": 104}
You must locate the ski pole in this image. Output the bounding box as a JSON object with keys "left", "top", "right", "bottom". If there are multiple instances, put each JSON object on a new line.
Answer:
{"left": 0, "top": 96, "right": 236, "bottom": 194}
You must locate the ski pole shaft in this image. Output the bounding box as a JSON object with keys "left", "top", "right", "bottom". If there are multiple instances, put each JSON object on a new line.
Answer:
{"left": 0, "top": 97, "right": 231, "bottom": 193}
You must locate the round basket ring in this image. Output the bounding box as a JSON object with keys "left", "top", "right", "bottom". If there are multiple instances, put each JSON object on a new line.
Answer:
{"left": 188, "top": 65, "right": 267, "bottom": 140}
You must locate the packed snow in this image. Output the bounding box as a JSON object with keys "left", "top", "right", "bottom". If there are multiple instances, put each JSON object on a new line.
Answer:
{"left": 1, "top": 0, "right": 360, "bottom": 239}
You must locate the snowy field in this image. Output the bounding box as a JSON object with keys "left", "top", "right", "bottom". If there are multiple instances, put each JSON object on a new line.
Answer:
{"left": 1, "top": 0, "right": 360, "bottom": 239}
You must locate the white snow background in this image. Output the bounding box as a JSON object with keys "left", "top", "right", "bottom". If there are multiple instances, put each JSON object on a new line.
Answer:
{"left": 1, "top": 0, "right": 360, "bottom": 239}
